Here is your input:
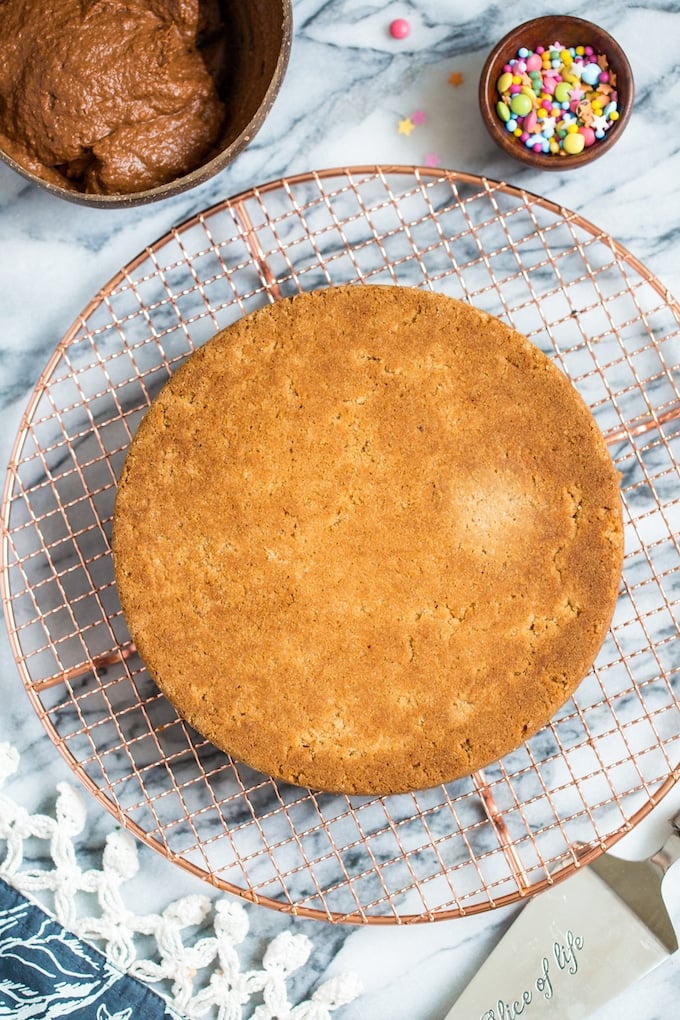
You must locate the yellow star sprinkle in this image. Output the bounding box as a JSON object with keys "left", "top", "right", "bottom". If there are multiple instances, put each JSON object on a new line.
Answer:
{"left": 398, "top": 117, "right": 415, "bottom": 136}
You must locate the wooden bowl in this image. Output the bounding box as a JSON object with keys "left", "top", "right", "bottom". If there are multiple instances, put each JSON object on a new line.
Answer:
{"left": 0, "top": 0, "right": 292, "bottom": 207}
{"left": 479, "top": 16, "right": 634, "bottom": 170}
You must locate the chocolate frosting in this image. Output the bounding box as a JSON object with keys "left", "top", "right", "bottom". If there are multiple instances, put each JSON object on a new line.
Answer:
{"left": 0, "top": 0, "right": 226, "bottom": 194}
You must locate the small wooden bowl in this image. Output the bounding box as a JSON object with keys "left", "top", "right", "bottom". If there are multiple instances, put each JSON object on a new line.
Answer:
{"left": 0, "top": 0, "right": 292, "bottom": 207}
{"left": 479, "top": 16, "right": 634, "bottom": 170}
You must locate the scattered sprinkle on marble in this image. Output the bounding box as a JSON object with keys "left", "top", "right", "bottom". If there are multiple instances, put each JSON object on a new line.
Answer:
{"left": 411, "top": 109, "right": 427, "bottom": 125}
{"left": 389, "top": 18, "right": 410, "bottom": 39}
{"left": 398, "top": 116, "right": 415, "bottom": 135}
{"left": 424, "top": 152, "right": 441, "bottom": 167}
{"left": 448, "top": 70, "right": 464, "bottom": 87}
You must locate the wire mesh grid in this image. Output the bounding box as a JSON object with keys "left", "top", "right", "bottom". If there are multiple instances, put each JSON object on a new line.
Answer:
{"left": 2, "top": 166, "right": 680, "bottom": 923}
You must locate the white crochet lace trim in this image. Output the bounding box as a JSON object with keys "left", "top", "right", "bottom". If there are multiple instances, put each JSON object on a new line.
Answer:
{"left": 0, "top": 743, "right": 361, "bottom": 1018}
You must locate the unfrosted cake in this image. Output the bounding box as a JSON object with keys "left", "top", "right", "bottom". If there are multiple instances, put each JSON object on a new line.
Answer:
{"left": 112, "top": 285, "right": 623, "bottom": 794}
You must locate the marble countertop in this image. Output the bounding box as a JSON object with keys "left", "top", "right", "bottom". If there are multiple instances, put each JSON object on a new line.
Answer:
{"left": 1, "top": 2, "right": 680, "bottom": 1017}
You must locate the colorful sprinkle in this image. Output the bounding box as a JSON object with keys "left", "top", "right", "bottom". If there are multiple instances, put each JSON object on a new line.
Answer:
{"left": 411, "top": 109, "right": 427, "bottom": 125}
{"left": 494, "top": 40, "right": 620, "bottom": 158}
{"left": 397, "top": 117, "right": 415, "bottom": 136}
{"left": 448, "top": 70, "right": 464, "bottom": 87}
{"left": 424, "top": 152, "right": 441, "bottom": 167}
{"left": 389, "top": 18, "right": 410, "bottom": 40}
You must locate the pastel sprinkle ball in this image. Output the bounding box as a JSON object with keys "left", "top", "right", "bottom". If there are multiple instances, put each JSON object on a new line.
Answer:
{"left": 495, "top": 42, "right": 620, "bottom": 157}
{"left": 389, "top": 18, "right": 410, "bottom": 39}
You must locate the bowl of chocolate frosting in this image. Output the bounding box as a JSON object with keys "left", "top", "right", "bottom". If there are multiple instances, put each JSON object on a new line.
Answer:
{"left": 0, "top": 0, "right": 292, "bottom": 206}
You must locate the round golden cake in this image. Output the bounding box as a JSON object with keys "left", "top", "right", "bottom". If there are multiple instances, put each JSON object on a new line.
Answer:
{"left": 112, "top": 285, "right": 623, "bottom": 795}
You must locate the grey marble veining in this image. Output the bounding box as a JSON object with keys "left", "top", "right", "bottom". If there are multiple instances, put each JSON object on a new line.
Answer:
{"left": 1, "top": 1, "right": 680, "bottom": 1017}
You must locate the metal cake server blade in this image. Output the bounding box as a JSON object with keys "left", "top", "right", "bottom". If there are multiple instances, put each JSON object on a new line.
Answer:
{"left": 445, "top": 811, "right": 680, "bottom": 1020}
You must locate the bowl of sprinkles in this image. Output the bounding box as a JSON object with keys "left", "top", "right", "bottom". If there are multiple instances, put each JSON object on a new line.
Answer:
{"left": 479, "top": 15, "right": 634, "bottom": 169}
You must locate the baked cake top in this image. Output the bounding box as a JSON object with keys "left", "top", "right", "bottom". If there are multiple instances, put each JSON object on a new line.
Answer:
{"left": 113, "top": 285, "right": 623, "bottom": 795}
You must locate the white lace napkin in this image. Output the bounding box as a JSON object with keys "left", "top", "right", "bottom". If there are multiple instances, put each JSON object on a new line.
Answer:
{"left": 0, "top": 743, "right": 362, "bottom": 1018}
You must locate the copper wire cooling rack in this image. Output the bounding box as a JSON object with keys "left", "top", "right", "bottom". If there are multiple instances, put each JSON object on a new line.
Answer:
{"left": 2, "top": 166, "right": 680, "bottom": 923}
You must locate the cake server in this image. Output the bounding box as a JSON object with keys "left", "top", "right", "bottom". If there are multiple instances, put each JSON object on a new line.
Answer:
{"left": 445, "top": 810, "right": 680, "bottom": 1019}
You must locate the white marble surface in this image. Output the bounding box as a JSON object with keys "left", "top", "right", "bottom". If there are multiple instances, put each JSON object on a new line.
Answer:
{"left": 1, "top": 1, "right": 680, "bottom": 1017}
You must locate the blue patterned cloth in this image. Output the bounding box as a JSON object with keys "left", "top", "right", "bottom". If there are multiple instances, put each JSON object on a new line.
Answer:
{"left": 0, "top": 877, "right": 179, "bottom": 1019}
